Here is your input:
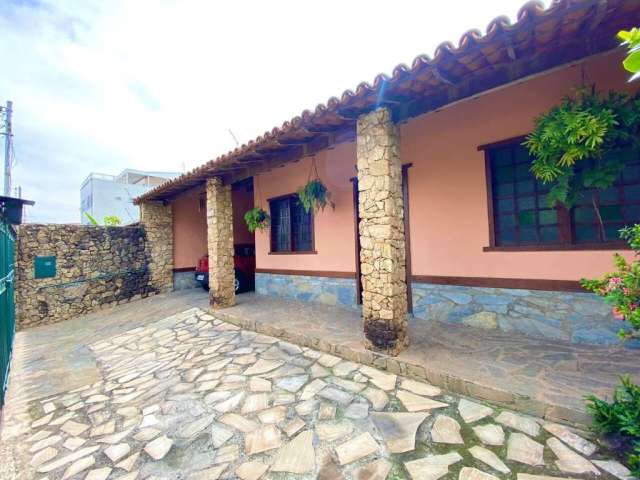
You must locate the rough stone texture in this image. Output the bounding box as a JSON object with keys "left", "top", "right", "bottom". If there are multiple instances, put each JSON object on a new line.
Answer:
{"left": 356, "top": 107, "right": 408, "bottom": 355}
{"left": 411, "top": 282, "right": 633, "bottom": 346}
{"left": 15, "top": 224, "right": 153, "bottom": 329}
{"left": 206, "top": 177, "right": 235, "bottom": 309}
{"left": 140, "top": 201, "right": 173, "bottom": 293}
{"left": 255, "top": 273, "right": 357, "bottom": 308}
{"left": 173, "top": 270, "right": 200, "bottom": 290}
{"left": 3, "top": 300, "right": 629, "bottom": 480}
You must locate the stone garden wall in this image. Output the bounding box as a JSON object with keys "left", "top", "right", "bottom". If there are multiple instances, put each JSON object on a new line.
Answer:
{"left": 15, "top": 224, "right": 155, "bottom": 330}
{"left": 255, "top": 273, "right": 357, "bottom": 309}
{"left": 411, "top": 282, "right": 627, "bottom": 346}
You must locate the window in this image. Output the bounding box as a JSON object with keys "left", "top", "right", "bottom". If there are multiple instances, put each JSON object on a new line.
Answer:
{"left": 484, "top": 139, "right": 640, "bottom": 249}
{"left": 269, "top": 194, "right": 314, "bottom": 253}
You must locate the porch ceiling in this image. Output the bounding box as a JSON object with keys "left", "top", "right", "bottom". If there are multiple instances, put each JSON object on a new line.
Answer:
{"left": 135, "top": 0, "right": 640, "bottom": 204}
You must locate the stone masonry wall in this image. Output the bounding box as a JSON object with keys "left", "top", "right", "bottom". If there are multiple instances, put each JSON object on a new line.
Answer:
{"left": 255, "top": 273, "right": 357, "bottom": 309}
{"left": 357, "top": 107, "right": 408, "bottom": 355}
{"left": 140, "top": 202, "right": 173, "bottom": 293}
{"left": 411, "top": 282, "right": 635, "bottom": 347}
{"left": 207, "top": 177, "right": 235, "bottom": 308}
{"left": 15, "top": 224, "right": 152, "bottom": 330}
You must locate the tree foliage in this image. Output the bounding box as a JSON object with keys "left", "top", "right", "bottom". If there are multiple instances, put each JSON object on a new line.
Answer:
{"left": 619, "top": 28, "right": 640, "bottom": 81}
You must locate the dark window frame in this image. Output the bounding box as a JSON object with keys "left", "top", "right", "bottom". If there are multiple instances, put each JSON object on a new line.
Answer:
{"left": 268, "top": 193, "right": 316, "bottom": 255}
{"left": 480, "top": 136, "right": 632, "bottom": 252}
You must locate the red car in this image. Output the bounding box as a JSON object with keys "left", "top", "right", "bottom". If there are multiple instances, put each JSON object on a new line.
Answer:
{"left": 194, "top": 244, "right": 255, "bottom": 293}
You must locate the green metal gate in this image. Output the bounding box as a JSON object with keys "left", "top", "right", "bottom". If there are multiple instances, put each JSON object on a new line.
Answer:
{"left": 0, "top": 219, "right": 16, "bottom": 406}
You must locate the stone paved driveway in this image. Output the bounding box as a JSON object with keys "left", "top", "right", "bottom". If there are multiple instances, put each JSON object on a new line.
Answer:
{"left": 2, "top": 307, "right": 633, "bottom": 480}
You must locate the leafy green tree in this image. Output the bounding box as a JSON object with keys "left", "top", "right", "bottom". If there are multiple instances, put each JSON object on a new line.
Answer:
{"left": 103, "top": 215, "right": 121, "bottom": 226}
{"left": 525, "top": 88, "right": 640, "bottom": 239}
{"left": 619, "top": 28, "right": 640, "bottom": 81}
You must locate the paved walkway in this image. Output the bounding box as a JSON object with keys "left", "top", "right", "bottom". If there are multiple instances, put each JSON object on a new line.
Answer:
{"left": 0, "top": 297, "right": 633, "bottom": 479}
{"left": 218, "top": 293, "right": 640, "bottom": 426}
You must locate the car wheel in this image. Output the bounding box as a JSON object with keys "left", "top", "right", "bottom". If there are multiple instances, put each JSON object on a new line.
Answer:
{"left": 235, "top": 269, "right": 247, "bottom": 293}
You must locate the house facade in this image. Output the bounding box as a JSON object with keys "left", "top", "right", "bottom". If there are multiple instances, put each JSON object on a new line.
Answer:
{"left": 136, "top": 0, "right": 640, "bottom": 353}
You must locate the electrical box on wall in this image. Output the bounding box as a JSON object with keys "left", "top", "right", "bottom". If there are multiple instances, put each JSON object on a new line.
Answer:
{"left": 34, "top": 256, "right": 56, "bottom": 279}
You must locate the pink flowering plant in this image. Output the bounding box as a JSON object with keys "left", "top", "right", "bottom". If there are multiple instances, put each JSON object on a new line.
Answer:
{"left": 581, "top": 224, "right": 640, "bottom": 340}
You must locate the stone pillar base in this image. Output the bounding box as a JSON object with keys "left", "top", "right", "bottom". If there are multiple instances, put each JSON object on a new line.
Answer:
{"left": 363, "top": 319, "right": 409, "bottom": 356}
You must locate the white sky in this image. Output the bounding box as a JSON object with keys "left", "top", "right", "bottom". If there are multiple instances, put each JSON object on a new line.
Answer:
{"left": 0, "top": 0, "right": 548, "bottom": 223}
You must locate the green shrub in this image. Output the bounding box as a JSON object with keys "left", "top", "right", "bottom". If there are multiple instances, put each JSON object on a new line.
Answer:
{"left": 581, "top": 225, "right": 640, "bottom": 341}
{"left": 586, "top": 375, "right": 640, "bottom": 476}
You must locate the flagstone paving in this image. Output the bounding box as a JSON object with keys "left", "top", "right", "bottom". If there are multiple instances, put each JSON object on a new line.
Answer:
{"left": 1, "top": 307, "right": 635, "bottom": 480}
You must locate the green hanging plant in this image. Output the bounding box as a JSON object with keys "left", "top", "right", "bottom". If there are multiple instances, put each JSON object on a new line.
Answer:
{"left": 297, "top": 179, "right": 335, "bottom": 214}
{"left": 244, "top": 207, "right": 270, "bottom": 233}
{"left": 525, "top": 85, "right": 640, "bottom": 240}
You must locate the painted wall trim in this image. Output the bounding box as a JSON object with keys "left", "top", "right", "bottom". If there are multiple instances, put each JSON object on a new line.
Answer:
{"left": 411, "top": 275, "right": 584, "bottom": 292}
{"left": 255, "top": 268, "right": 356, "bottom": 279}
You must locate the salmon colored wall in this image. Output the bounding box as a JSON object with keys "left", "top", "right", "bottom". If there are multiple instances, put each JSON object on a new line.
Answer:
{"left": 232, "top": 187, "right": 255, "bottom": 245}
{"left": 401, "top": 50, "right": 639, "bottom": 281}
{"left": 172, "top": 186, "right": 207, "bottom": 269}
{"left": 255, "top": 142, "right": 357, "bottom": 272}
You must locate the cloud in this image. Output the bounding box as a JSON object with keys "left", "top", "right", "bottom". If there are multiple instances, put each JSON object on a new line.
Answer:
{"left": 0, "top": 0, "right": 543, "bottom": 223}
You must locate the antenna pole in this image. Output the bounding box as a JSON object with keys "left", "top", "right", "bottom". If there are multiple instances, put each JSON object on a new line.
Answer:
{"left": 3, "top": 101, "right": 13, "bottom": 196}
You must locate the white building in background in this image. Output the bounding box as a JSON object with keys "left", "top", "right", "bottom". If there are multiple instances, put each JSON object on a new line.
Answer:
{"left": 80, "top": 169, "right": 180, "bottom": 225}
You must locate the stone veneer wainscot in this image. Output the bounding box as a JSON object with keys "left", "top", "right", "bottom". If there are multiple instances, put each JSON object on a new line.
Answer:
{"left": 255, "top": 273, "right": 358, "bottom": 309}
{"left": 411, "top": 282, "right": 634, "bottom": 347}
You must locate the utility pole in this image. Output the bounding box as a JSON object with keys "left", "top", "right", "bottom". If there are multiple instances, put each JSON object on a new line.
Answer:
{"left": 2, "top": 101, "right": 13, "bottom": 197}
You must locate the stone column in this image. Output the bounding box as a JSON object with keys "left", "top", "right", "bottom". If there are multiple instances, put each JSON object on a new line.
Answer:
{"left": 357, "top": 107, "right": 408, "bottom": 355}
{"left": 140, "top": 201, "right": 173, "bottom": 293}
{"left": 206, "top": 177, "right": 236, "bottom": 309}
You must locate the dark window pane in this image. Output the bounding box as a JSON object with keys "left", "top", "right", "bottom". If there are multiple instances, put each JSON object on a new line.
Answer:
{"left": 539, "top": 209, "right": 557, "bottom": 225}
{"left": 291, "top": 198, "right": 312, "bottom": 252}
{"left": 498, "top": 227, "right": 516, "bottom": 244}
{"left": 540, "top": 226, "right": 559, "bottom": 242}
{"left": 495, "top": 183, "right": 514, "bottom": 196}
{"left": 495, "top": 166, "right": 514, "bottom": 183}
{"left": 624, "top": 185, "right": 640, "bottom": 202}
{"left": 573, "top": 206, "right": 595, "bottom": 223}
{"left": 515, "top": 180, "right": 534, "bottom": 195}
{"left": 496, "top": 198, "right": 515, "bottom": 213}
{"left": 624, "top": 204, "right": 640, "bottom": 222}
{"left": 605, "top": 223, "right": 625, "bottom": 241}
{"left": 623, "top": 163, "right": 640, "bottom": 183}
{"left": 518, "top": 211, "right": 535, "bottom": 226}
{"left": 515, "top": 163, "right": 532, "bottom": 181}
{"left": 498, "top": 214, "right": 515, "bottom": 229}
{"left": 492, "top": 148, "right": 512, "bottom": 167}
{"left": 537, "top": 194, "right": 554, "bottom": 209}
{"left": 519, "top": 227, "right": 537, "bottom": 242}
{"left": 513, "top": 145, "right": 530, "bottom": 164}
{"left": 517, "top": 196, "right": 535, "bottom": 210}
{"left": 599, "top": 187, "right": 620, "bottom": 205}
{"left": 600, "top": 205, "right": 623, "bottom": 222}
{"left": 575, "top": 225, "right": 599, "bottom": 243}
{"left": 270, "top": 198, "right": 291, "bottom": 252}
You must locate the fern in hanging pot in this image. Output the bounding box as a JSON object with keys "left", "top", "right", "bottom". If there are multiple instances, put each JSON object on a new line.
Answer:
{"left": 244, "top": 207, "right": 270, "bottom": 233}
{"left": 297, "top": 179, "right": 334, "bottom": 213}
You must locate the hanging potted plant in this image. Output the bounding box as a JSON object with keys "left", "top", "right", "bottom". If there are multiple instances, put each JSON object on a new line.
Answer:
{"left": 296, "top": 157, "right": 335, "bottom": 214}
{"left": 244, "top": 175, "right": 270, "bottom": 233}
{"left": 244, "top": 207, "right": 270, "bottom": 233}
